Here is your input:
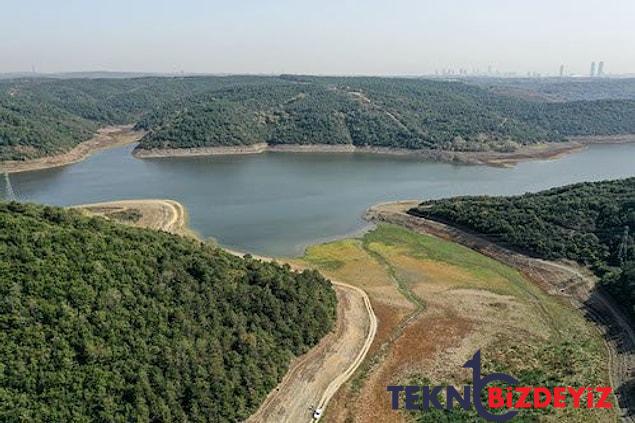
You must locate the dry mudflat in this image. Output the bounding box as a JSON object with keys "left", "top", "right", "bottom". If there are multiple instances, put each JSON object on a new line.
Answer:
{"left": 299, "top": 211, "right": 617, "bottom": 422}
{"left": 362, "top": 201, "right": 632, "bottom": 422}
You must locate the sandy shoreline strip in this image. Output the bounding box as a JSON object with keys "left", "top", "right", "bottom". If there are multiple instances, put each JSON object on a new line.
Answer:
{"left": 132, "top": 134, "right": 635, "bottom": 167}
{"left": 5, "top": 130, "right": 633, "bottom": 174}
{"left": 73, "top": 198, "right": 377, "bottom": 423}
{"left": 1, "top": 125, "right": 145, "bottom": 174}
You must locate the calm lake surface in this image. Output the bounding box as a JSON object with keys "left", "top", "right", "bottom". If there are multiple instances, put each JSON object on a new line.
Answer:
{"left": 6, "top": 143, "right": 635, "bottom": 257}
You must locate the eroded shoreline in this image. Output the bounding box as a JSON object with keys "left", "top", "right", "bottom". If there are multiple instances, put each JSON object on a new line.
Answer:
{"left": 132, "top": 134, "right": 635, "bottom": 167}
{"left": 5, "top": 131, "right": 633, "bottom": 175}
{"left": 1, "top": 125, "right": 145, "bottom": 174}
{"left": 73, "top": 198, "right": 195, "bottom": 238}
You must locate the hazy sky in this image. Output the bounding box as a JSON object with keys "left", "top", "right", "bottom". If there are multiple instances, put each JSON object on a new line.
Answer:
{"left": 2, "top": 0, "right": 634, "bottom": 75}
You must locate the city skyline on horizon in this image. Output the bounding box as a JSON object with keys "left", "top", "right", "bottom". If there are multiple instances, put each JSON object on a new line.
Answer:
{"left": 7, "top": 60, "right": 631, "bottom": 79}
{"left": 2, "top": 0, "right": 634, "bottom": 76}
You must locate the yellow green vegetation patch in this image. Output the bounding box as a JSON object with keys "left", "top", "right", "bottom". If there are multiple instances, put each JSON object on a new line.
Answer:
{"left": 300, "top": 223, "right": 614, "bottom": 422}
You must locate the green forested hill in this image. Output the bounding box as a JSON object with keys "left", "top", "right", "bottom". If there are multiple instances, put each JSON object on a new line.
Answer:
{"left": 408, "top": 178, "right": 635, "bottom": 316}
{"left": 136, "top": 76, "right": 635, "bottom": 153}
{"left": 0, "top": 76, "right": 271, "bottom": 160}
{"left": 2, "top": 75, "right": 635, "bottom": 161}
{"left": 0, "top": 93, "right": 98, "bottom": 160}
{"left": 0, "top": 202, "right": 337, "bottom": 421}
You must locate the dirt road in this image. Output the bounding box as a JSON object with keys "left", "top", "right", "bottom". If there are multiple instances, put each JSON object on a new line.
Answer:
{"left": 366, "top": 201, "right": 635, "bottom": 422}
{"left": 227, "top": 250, "right": 378, "bottom": 423}
{"left": 75, "top": 199, "right": 378, "bottom": 423}
{"left": 246, "top": 281, "right": 376, "bottom": 423}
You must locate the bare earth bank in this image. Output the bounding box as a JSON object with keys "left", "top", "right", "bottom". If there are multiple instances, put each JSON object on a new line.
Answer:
{"left": 132, "top": 134, "right": 635, "bottom": 167}
{"left": 72, "top": 199, "right": 194, "bottom": 237}
{"left": 1, "top": 125, "right": 145, "bottom": 174}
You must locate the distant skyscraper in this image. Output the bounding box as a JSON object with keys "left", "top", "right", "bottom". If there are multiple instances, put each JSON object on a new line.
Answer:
{"left": 597, "top": 61, "right": 604, "bottom": 76}
{"left": 559, "top": 65, "right": 564, "bottom": 77}
{"left": 590, "top": 61, "right": 596, "bottom": 77}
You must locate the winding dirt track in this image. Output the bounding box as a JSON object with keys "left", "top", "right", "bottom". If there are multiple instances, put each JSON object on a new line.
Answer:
{"left": 75, "top": 199, "right": 378, "bottom": 423}
{"left": 230, "top": 252, "right": 378, "bottom": 423}
{"left": 316, "top": 282, "right": 377, "bottom": 413}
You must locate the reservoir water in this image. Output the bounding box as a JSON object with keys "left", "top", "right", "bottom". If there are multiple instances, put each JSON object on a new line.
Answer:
{"left": 6, "top": 143, "right": 635, "bottom": 257}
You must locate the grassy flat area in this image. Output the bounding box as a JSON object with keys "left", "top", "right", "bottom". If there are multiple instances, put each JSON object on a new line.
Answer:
{"left": 298, "top": 224, "right": 615, "bottom": 422}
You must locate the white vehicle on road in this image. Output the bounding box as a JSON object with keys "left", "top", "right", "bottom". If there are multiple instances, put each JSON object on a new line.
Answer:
{"left": 312, "top": 408, "right": 323, "bottom": 420}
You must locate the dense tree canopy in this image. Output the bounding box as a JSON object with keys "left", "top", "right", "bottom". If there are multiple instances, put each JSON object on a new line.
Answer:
{"left": 2, "top": 76, "right": 635, "bottom": 160}
{"left": 0, "top": 202, "right": 337, "bottom": 421}
{"left": 409, "top": 178, "right": 635, "bottom": 317}
{"left": 137, "top": 77, "right": 635, "bottom": 153}
{"left": 0, "top": 76, "right": 272, "bottom": 160}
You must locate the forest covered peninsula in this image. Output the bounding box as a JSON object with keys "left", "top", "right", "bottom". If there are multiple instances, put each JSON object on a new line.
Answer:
{"left": 2, "top": 75, "right": 635, "bottom": 164}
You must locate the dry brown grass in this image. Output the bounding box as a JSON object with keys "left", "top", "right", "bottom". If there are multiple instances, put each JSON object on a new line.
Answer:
{"left": 303, "top": 239, "right": 414, "bottom": 311}
{"left": 299, "top": 224, "right": 613, "bottom": 422}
